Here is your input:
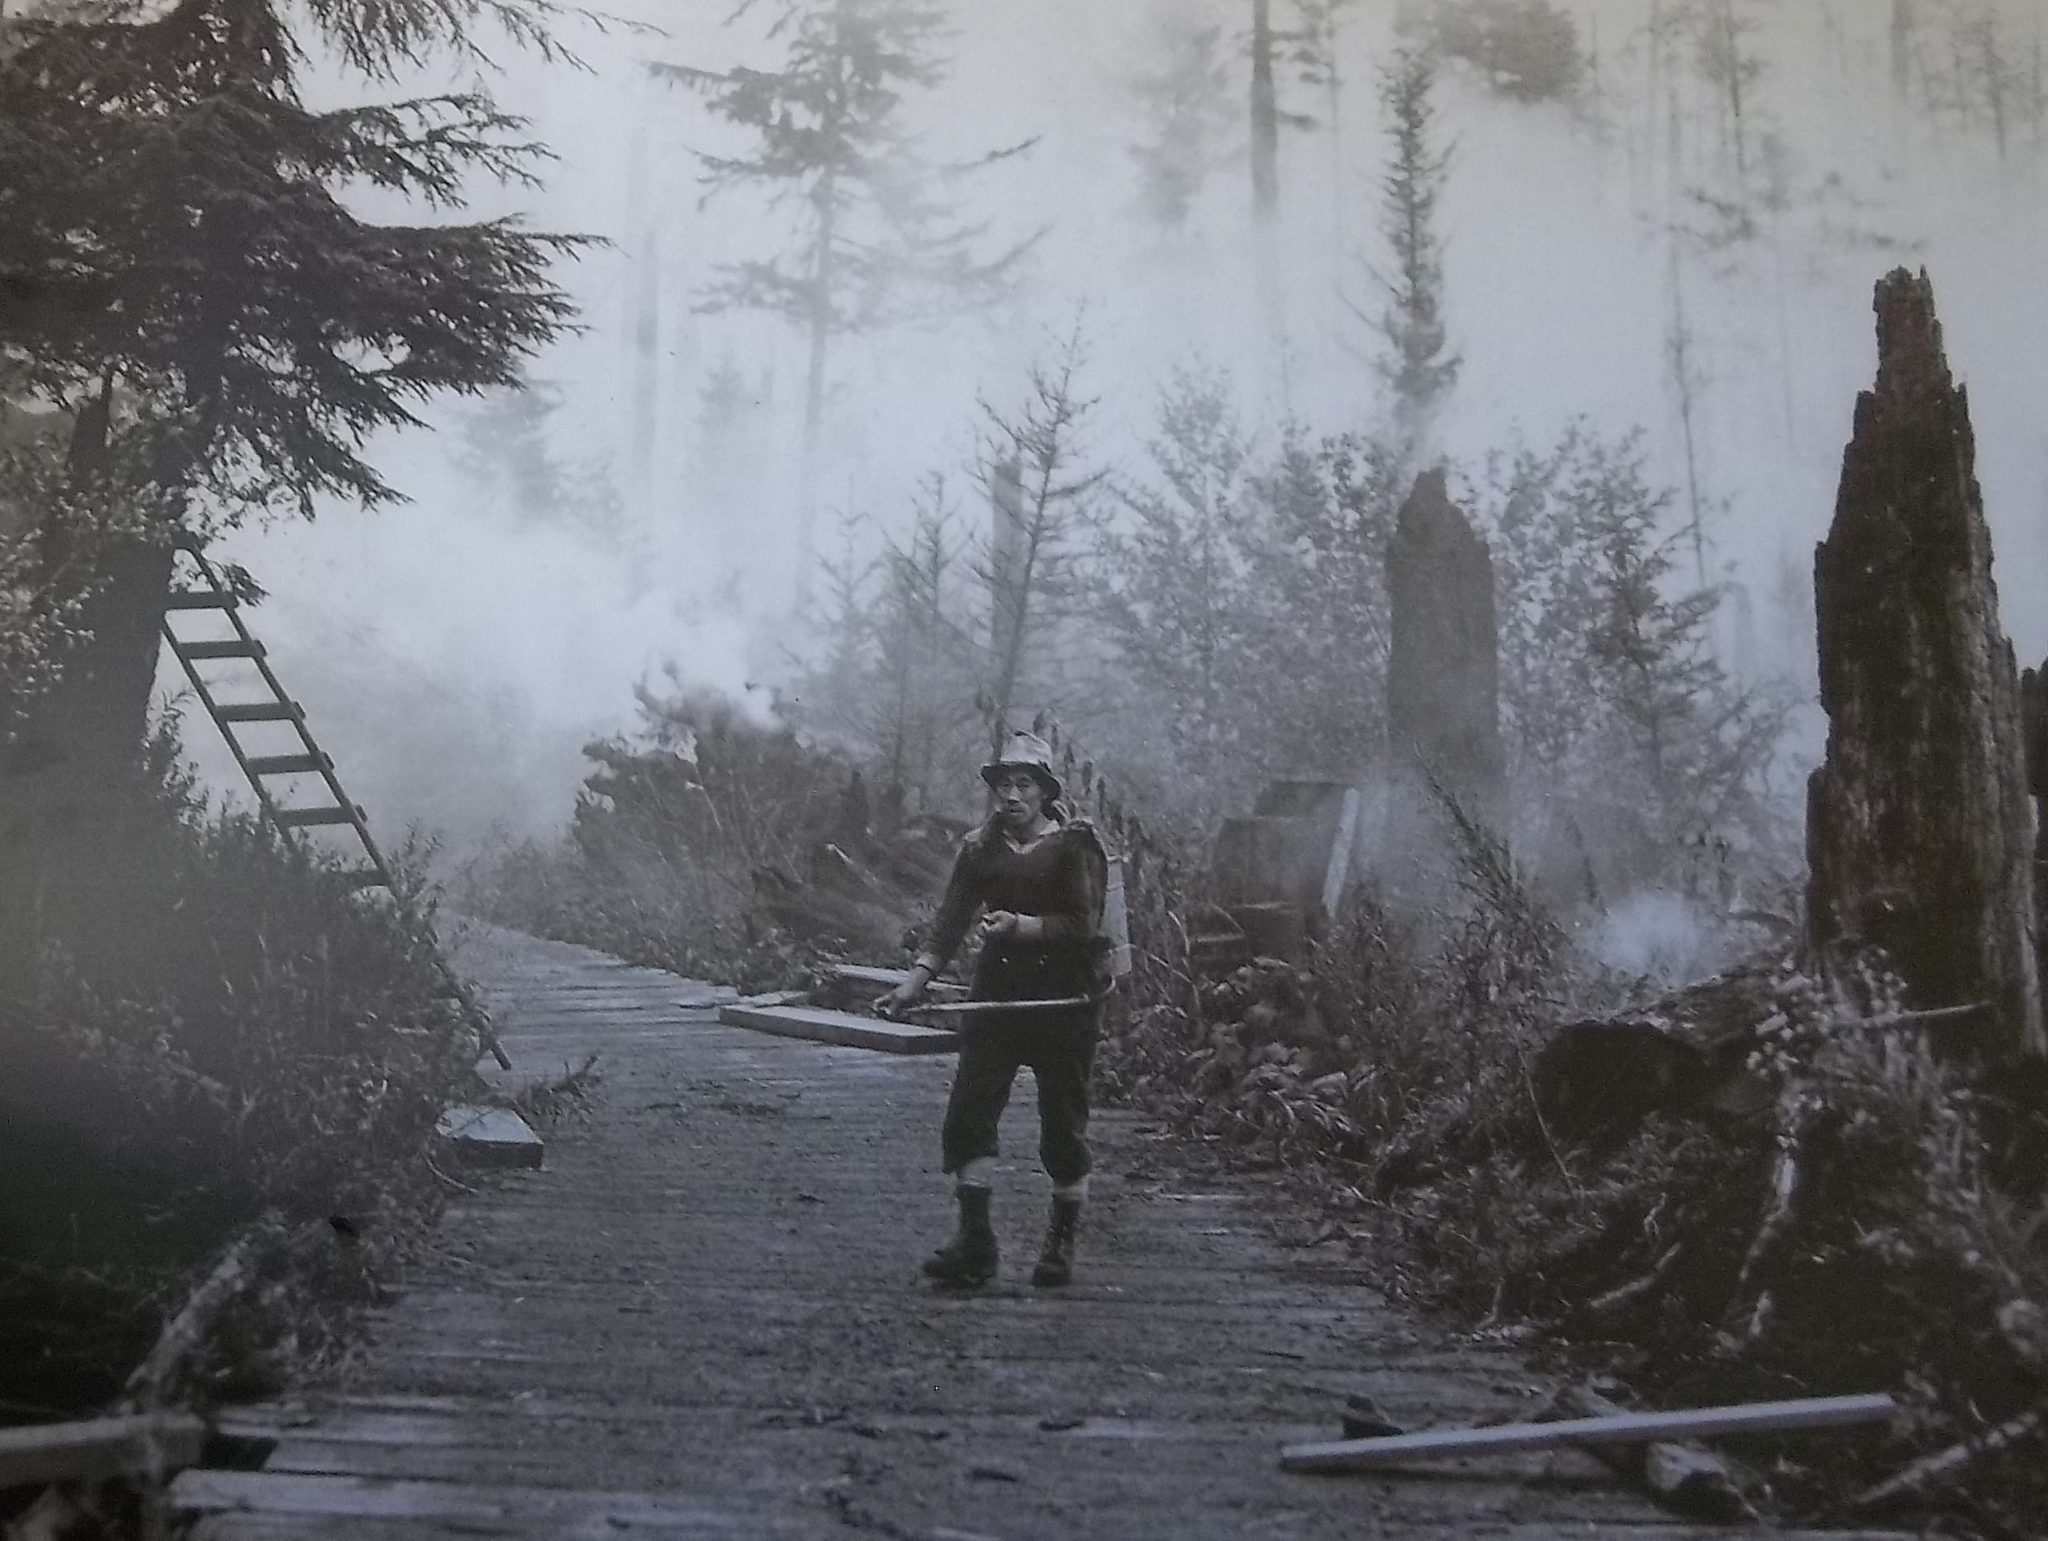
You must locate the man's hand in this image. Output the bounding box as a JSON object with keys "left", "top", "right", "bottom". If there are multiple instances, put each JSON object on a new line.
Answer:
{"left": 979, "top": 910, "right": 1029, "bottom": 942}
{"left": 875, "top": 970, "right": 929, "bottom": 1020}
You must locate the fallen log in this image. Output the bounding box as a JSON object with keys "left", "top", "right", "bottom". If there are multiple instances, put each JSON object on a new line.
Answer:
{"left": 1531, "top": 965, "right": 1781, "bottom": 1141}
{"left": 0, "top": 1412, "right": 207, "bottom": 1491}
{"left": 1572, "top": 1242, "right": 1685, "bottom": 1325}
{"left": 1544, "top": 1384, "right": 1759, "bottom": 1524}
{"left": 1848, "top": 1403, "right": 2045, "bottom": 1513}
{"left": 1723, "top": 1082, "right": 1813, "bottom": 1334}
{"left": 1532, "top": 971, "right": 1993, "bottom": 1146}
{"left": 122, "top": 1217, "right": 331, "bottom": 1411}
{"left": 1279, "top": 1391, "right": 1896, "bottom": 1475}
{"left": 123, "top": 1228, "right": 272, "bottom": 1411}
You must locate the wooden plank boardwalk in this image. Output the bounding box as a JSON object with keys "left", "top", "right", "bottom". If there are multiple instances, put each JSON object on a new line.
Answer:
{"left": 182, "top": 925, "right": 1899, "bottom": 1539}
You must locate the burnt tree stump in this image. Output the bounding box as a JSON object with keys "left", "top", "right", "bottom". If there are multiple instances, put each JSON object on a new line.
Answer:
{"left": 2024, "top": 658, "right": 2047, "bottom": 878}
{"left": 1807, "top": 269, "right": 2044, "bottom": 1060}
{"left": 1375, "top": 469, "right": 1505, "bottom": 911}
{"left": 1387, "top": 468, "right": 1505, "bottom": 825}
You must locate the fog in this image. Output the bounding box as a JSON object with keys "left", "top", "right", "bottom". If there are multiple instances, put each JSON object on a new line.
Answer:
{"left": 172, "top": 0, "right": 2048, "bottom": 852}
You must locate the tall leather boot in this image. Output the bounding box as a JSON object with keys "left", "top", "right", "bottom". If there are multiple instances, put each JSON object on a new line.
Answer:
{"left": 922, "top": 1185, "right": 998, "bottom": 1287}
{"left": 1031, "top": 1196, "right": 1083, "bottom": 1288}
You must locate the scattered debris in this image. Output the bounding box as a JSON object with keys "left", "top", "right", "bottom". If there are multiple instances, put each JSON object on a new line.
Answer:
{"left": 1848, "top": 1402, "right": 2046, "bottom": 1514}
{"left": 1542, "top": 1384, "right": 1759, "bottom": 1524}
{"left": 1339, "top": 1393, "right": 1402, "bottom": 1441}
{"left": 505, "top": 1053, "right": 600, "bottom": 1128}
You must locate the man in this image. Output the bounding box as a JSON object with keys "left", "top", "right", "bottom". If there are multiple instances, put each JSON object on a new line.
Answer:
{"left": 877, "top": 732, "right": 1110, "bottom": 1289}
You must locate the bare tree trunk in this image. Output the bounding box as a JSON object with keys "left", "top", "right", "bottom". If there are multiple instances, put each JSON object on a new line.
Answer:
{"left": 1, "top": 532, "right": 176, "bottom": 987}
{"left": 1807, "top": 269, "right": 2044, "bottom": 1060}
{"left": 629, "top": 221, "right": 661, "bottom": 517}
{"left": 987, "top": 455, "right": 1027, "bottom": 736}
{"left": 797, "top": 170, "right": 839, "bottom": 609}
{"left": 1665, "top": 249, "right": 1710, "bottom": 589}
{"left": 1250, "top": 0, "right": 1279, "bottom": 220}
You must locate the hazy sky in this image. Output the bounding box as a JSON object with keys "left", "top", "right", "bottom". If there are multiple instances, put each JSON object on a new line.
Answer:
{"left": 184, "top": 0, "right": 2048, "bottom": 850}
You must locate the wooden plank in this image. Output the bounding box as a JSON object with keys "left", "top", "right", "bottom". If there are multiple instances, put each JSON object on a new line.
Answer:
{"left": 824, "top": 965, "right": 968, "bottom": 1000}
{"left": 176, "top": 638, "right": 266, "bottom": 661}
{"left": 170, "top": 1470, "right": 755, "bottom": 1531}
{"left": 215, "top": 700, "right": 301, "bottom": 722}
{"left": 0, "top": 1412, "right": 207, "bottom": 1488}
{"left": 716, "top": 1003, "right": 957, "bottom": 1055}
{"left": 273, "top": 806, "right": 359, "bottom": 828}
{"left": 434, "top": 1105, "right": 545, "bottom": 1169}
{"left": 1319, "top": 787, "right": 1362, "bottom": 917}
{"left": 188, "top": 1508, "right": 819, "bottom": 1540}
{"left": 1280, "top": 1393, "right": 1897, "bottom": 1474}
{"left": 245, "top": 753, "right": 328, "bottom": 776}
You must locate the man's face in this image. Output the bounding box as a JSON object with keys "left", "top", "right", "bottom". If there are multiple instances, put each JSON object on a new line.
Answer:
{"left": 991, "top": 769, "right": 1042, "bottom": 825}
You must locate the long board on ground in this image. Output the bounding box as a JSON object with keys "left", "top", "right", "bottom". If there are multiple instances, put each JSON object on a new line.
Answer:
{"left": 716, "top": 1002, "right": 958, "bottom": 1055}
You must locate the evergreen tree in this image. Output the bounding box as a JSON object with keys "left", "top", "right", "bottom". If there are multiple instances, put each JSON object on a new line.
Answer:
{"left": 453, "top": 378, "right": 625, "bottom": 543}
{"left": 1238, "top": 428, "right": 1404, "bottom": 777}
{"left": 1128, "top": 12, "right": 1236, "bottom": 231}
{"left": 1089, "top": 368, "right": 1258, "bottom": 787}
{"left": 1472, "top": 422, "right": 1786, "bottom": 866}
{"left": 1664, "top": 0, "right": 1764, "bottom": 177}
{"left": 0, "top": 0, "right": 581, "bottom": 973}
{"left": 976, "top": 328, "right": 1103, "bottom": 752}
{"left": 1357, "top": 46, "right": 1459, "bottom": 469}
{"left": 656, "top": 0, "right": 1041, "bottom": 589}
{"left": 1429, "top": 0, "right": 1584, "bottom": 103}
{"left": 870, "top": 479, "right": 976, "bottom": 805}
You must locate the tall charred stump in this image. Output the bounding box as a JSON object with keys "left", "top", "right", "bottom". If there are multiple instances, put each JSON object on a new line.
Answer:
{"left": 1388, "top": 467, "right": 1505, "bottom": 823}
{"left": 2025, "top": 658, "right": 2047, "bottom": 958}
{"left": 1807, "top": 269, "right": 2043, "bottom": 1061}
{"left": 1379, "top": 469, "right": 1505, "bottom": 904}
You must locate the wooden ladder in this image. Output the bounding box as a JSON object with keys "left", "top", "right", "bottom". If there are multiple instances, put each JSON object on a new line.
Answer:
{"left": 161, "top": 532, "right": 510, "bottom": 1069}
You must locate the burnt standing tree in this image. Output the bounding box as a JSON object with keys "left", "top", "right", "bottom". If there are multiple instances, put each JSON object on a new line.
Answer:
{"left": 0, "top": 0, "right": 579, "bottom": 982}
{"left": 1807, "top": 269, "right": 2044, "bottom": 1061}
{"left": 1386, "top": 468, "right": 1503, "bottom": 830}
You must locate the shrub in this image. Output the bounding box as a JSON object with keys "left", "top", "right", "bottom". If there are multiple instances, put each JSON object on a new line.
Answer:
{"left": 1, "top": 725, "right": 475, "bottom": 1413}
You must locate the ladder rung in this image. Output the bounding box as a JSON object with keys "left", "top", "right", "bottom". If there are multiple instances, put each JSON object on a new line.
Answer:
{"left": 166, "top": 590, "right": 235, "bottom": 610}
{"left": 216, "top": 701, "right": 300, "bottom": 723}
{"left": 174, "top": 638, "right": 265, "bottom": 661}
{"left": 246, "top": 753, "right": 329, "bottom": 776}
{"left": 274, "top": 806, "right": 360, "bottom": 828}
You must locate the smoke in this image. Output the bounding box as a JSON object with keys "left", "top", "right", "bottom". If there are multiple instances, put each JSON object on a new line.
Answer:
{"left": 1578, "top": 888, "right": 1752, "bottom": 986}
{"left": 156, "top": 0, "right": 2048, "bottom": 855}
